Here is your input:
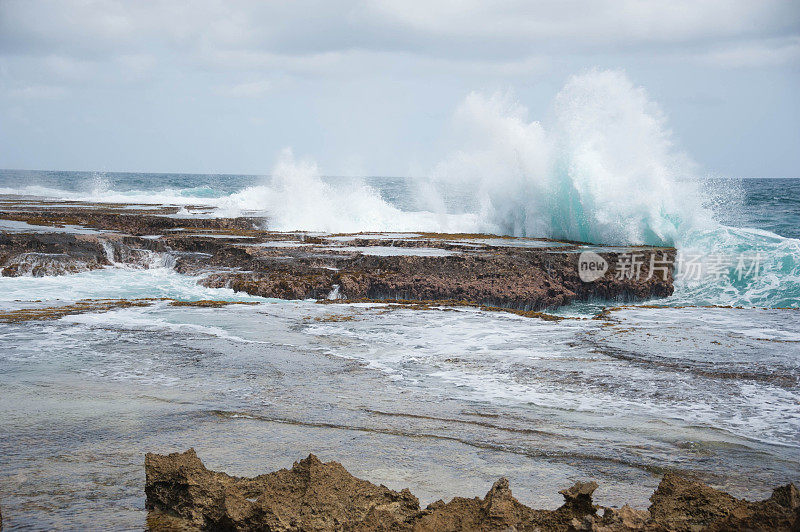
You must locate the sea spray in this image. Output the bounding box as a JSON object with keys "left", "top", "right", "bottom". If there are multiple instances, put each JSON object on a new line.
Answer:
{"left": 427, "top": 70, "right": 798, "bottom": 307}
{"left": 219, "top": 71, "right": 717, "bottom": 245}
{"left": 215, "top": 148, "right": 479, "bottom": 233}
{"left": 1, "top": 71, "right": 797, "bottom": 308}
{"left": 431, "top": 70, "right": 714, "bottom": 245}
{"left": 0, "top": 72, "right": 714, "bottom": 243}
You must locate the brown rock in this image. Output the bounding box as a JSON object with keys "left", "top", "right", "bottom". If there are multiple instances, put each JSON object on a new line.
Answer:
{"left": 594, "top": 505, "right": 651, "bottom": 531}
{"left": 559, "top": 481, "right": 599, "bottom": 516}
{"left": 703, "top": 482, "right": 800, "bottom": 531}
{"left": 648, "top": 473, "right": 740, "bottom": 531}
{"left": 0, "top": 204, "right": 676, "bottom": 311}
{"left": 145, "top": 450, "right": 800, "bottom": 531}
{"left": 413, "top": 477, "right": 541, "bottom": 531}
{"left": 649, "top": 473, "right": 800, "bottom": 532}
{"left": 145, "top": 449, "right": 420, "bottom": 531}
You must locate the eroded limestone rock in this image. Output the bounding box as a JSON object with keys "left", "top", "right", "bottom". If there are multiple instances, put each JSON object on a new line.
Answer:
{"left": 144, "top": 449, "right": 800, "bottom": 531}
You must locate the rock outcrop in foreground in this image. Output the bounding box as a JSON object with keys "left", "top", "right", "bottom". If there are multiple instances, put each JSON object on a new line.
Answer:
{"left": 145, "top": 449, "right": 799, "bottom": 531}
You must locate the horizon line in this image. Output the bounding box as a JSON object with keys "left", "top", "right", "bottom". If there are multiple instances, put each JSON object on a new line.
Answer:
{"left": 1, "top": 167, "right": 798, "bottom": 181}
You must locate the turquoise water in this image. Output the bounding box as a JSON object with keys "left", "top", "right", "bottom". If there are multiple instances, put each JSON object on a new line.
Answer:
{"left": 3, "top": 170, "right": 798, "bottom": 238}
{"left": 2, "top": 66, "right": 798, "bottom": 527}
{"left": 0, "top": 169, "right": 798, "bottom": 528}
{"left": 1, "top": 169, "right": 798, "bottom": 309}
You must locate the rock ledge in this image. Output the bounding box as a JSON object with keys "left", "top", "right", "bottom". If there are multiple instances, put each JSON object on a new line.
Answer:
{"left": 145, "top": 449, "right": 799, "bottom": 531}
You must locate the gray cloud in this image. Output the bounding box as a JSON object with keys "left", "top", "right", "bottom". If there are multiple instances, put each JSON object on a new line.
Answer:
{"left": 0, "top": 0, "right": 798, "bottom": 176}
{"left": 695, "top": 36, "right": 800, "bottom": 68}
{"left": 3, "top": 0, "right": 798, "bottom": 63}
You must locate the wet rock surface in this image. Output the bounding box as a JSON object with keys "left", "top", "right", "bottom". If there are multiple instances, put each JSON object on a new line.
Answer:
{"left": 0, "top": 203, "right": 675, "bottom": 310}
{"left": 145, "top": 449, "right": 800, "bottom": 531}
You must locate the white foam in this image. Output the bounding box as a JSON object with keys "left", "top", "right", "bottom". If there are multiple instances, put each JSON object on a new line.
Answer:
{"left": 732, "top": 328, "right": 800, "bottom": 342}
{"left": 1, "top": 70, "right": 797, "bottom": 308}
{"left": 0, "top": 266, "right": 265, "bottom": 302}
{"left": 301, "top": 304, "right": 800, "bottom": 447}
{"left": 213, "top": 149, "right": 479, "bottom": 233}
{"left": 65, "top": 307, "right": 268, "bottom": 344}
{"left": 428, "top": 70, "right": 715, "bottom": 246}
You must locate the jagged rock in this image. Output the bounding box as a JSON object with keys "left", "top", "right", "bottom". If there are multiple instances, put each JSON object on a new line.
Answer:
{"left": 559, "top": 481, "right": 599, "bottom": 516}
{"left": 771, "top": 483, "right": 800, "bottom": 511}
{"left": 145, "top": 449, "right": 420, "bottom": 531}
{"left": 413, "top": 477, "right": 542, "bottom": 531}
{"left": 595, "top": 505, "right": 651, "bottom": 530}
{"left": 703, "top": 482, "right": 800, "bottom": 531}
{"left": 648, "top": 473, "right": 741, "bottom": 531}
{"left": 145, "top": 450, "right": 800, "bottom": 531}
{"left": 648, "top": 473, "right": 800, "bottom": 532}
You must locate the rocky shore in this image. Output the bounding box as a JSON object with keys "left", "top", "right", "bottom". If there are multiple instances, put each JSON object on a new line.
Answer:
{"left": 0, "top": 200, "right": 675, "bottom": 310}
{"left": 2, "top": 199, "right": 797, "bottom": 530}
{"left": 145, "top": 449, "right": 799, "bottom": 531}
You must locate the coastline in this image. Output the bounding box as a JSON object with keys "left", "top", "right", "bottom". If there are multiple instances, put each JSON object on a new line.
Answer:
{"left": 0, "top": 199, "right": 675, "bottom": 309}
{"left": 3, "top": 0, "right": 798, "bottom": 526}
{"left": 0, "top": 200, "right": 797, "bottom": 529}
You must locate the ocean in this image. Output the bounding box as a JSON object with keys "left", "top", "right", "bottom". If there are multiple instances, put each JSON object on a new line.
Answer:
{"left": 2, "top": 168, "right": 799, "bottom": 307}
{"left": 0, "top": 168, "right": 798, "bottom": 528}
{"left": 3, "top": 170, "right": 799, "bottom": 239}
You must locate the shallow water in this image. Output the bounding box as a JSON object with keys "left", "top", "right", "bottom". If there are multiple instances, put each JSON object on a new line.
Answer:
{"left": 0, "top": 219, "right": 108, "bottom": 235}
{"left": 1, "top": 169, "right": 799, "bottom": 528}
{"left": 0, "top": 281, "right": 798, "bottom": 528}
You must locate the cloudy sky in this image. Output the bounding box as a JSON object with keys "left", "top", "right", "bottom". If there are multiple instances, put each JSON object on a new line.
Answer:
{"left": 1, "top": 0, "right": 798, "bottom": 177}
